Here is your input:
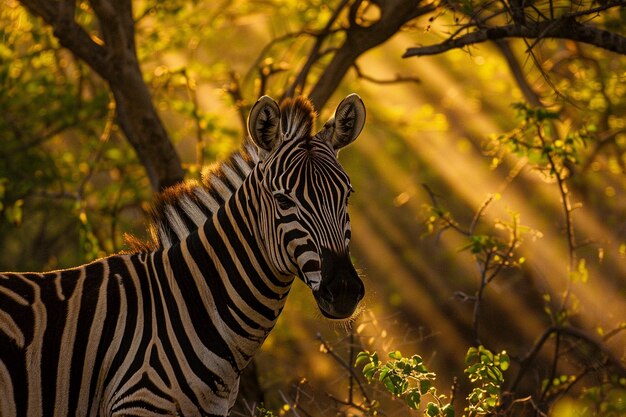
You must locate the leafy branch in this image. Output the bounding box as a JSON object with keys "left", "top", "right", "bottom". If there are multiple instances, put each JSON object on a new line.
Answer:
{"left": 489, "top": 102, "right": 595, "bottom": 323}
{"left": 356, "top": 350, "right": 454, "bottom": 416}
{"left": 404, "top": 1, "right": 626, "bottom": 58}
{"left": 464, "top": 346, "right": 510, "bottom": 417}
{"left": 355, "top": 346, "right": 510, "bottom": 417}
{"left": 423, "top": 185, "right": 529, "bottom": 344}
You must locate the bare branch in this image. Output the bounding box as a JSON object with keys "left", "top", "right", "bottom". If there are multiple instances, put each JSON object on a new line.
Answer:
{"left": 352, "top": 63, "right": 420, "bottom": 85}
{"left": 493, "top": 39, "right": 543, "bottom": 107}
{"left": 316, "top": 333, "right": 372, "bottom": 404}
{"left": 283, "top": 0, "right": 351, "bottom": 100}
{"left": 404, "top": 17, "right": 626, "bottom": 58}
{"left": 508, "top": 324, "right": 626, "bottom": 399}
{"left": 243, "top": 30, "right": 311, "bottom": 90}
{"left": 224, "top": 72, "right": 248, "bottom": 131}
{"left": 309, "top": 0, "right": 436, "bottom": 110}
{"left": 19, "top": 0, "right": 113, "bottom": 77}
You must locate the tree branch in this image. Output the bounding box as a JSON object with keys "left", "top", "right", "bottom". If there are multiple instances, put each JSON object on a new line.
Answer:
{"left": 316, "top": 333, "right": 372, "bottom": 405}
{"left": 20, "top": 0, "right": 114, "bottom": 77}
{"left": 352, "top": 62, "right": 420, "bottom": 85}
{"left": 507, "top": 325, "right": 626, "bottom": 398}
{"left": 309, "top": 0, "right": 436, "bottom": 110}
{"left": 403, "top": 18, "right": 626, "bottom": 58}
{"left": 282, "top": 0, "right": 351, "bottom": 100}
{"left": 18, "top": 0, "right": 185, "bottom": 191}
{"left": 493, "top": 39, "right": 543, "bottom": 107}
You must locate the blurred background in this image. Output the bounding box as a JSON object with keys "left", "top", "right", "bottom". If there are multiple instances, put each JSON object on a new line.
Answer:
{"left": 1, "top": 0, "right": 625, "bottom": 415}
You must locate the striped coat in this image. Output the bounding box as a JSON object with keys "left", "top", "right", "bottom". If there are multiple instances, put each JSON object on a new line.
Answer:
{"left": 0, "top": 94, "right": 366, "bottom": 416}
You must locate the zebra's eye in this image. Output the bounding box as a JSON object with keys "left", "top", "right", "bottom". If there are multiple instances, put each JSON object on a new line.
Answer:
{"left": 275, "top": 193, "right": 295, "bottom": 210}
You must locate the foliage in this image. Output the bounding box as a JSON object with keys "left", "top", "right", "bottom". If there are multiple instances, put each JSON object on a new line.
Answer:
{"left": 355, "top": 347, "right": 510, "bottom": 417}
{"left": 420, "top": 96, "right": 626, "bottom": 417}
{"left": 490, "top": 103, "right": 593, "bottom": 178}
{"left": 463, "top": 346, "right": 509, "bottom": 417}
{"left": 1, "top": 3, "right": 140, "bottom": 268}
{"left": 356, "top": 350, "right": 453, "bottom": 416}
{"left": 255, "top": 405, "right": 277, "bottom": 417}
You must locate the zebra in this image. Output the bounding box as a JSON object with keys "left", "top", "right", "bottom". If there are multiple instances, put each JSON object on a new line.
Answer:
{"left": 0, "top": 94, "right": 366, "bottom": 416}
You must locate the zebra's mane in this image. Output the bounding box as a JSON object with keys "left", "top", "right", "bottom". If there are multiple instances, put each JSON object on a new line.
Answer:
{"left": 126, "top": 97, "right": 317, "bottom": 253}
{"left": 126, "top": 141, "right": 260, "bottom": 252}
{"left": 280, "top": 96, "right": 316, "bottom": 141}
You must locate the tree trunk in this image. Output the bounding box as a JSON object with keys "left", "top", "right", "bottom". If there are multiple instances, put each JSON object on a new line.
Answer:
{"left": 19, "top": 0, "right": 185, "bottom": 191}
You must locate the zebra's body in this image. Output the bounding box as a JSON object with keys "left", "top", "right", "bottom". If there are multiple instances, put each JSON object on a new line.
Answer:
{"left": 0, "top": 94, "right": 366, "bottom": 416}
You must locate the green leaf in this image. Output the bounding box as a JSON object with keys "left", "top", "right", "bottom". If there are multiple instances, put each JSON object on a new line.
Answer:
{"left": 465, "top": 363, "right": 480, "bottom": 375}
{"left": 420, "top": 379, "right": 431, "bottom": 394}
{"left": 389, "top": 350, "right": 402, "bottom": 360}
{"left": 400, "top": 379, "right": 409, "bottom": 394}
{"left": 383, "top": 375, "right": 397, "bottom": 394}
{"left": 388, "top": 374, "right": 404, "bottom": 393}
{"left": 465, "top": 347, "right": 479, "bottom": 364}
{"left": 406, "top": 390, "right": 421, "bottom": 410}
{"left": 426, "top": 402, "right": 440, "bottom": 417}
{"left": 378, "top": 367, "right": 390, "bottom": 381}
{"left": 468, "top": 390, "right": 480, "bottom": 405}
{"left": 5, "top": 199, "right": 24, "bottom": 226}
{"left": 363, "top": 363, "right": 377, "bottom": 380}
{"left": 499, "top": 353, "right": 510, "bottom": 371}
{"left": 492, "top": 367, "right": 504, "bottom": 383}
{"left": 485, "top": 384, "right": 501, "bottom": 395}
{"left": 441, "top": 404, "right": 455, "bottom": 417}
{"left": 479, "top": 346, "right": 494, "bottom": 363}
{"left": 355, "top": 351, "right": 371, "bottom": 367}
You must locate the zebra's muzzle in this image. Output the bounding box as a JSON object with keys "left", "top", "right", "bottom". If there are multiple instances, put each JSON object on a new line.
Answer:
{"left": 313, "top": 248, "right": 364, "bottom": 319}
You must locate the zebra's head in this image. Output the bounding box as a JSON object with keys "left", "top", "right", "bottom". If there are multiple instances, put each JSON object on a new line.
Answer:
{"left": 247, "top": 94, "right": 366, "bottom": 319}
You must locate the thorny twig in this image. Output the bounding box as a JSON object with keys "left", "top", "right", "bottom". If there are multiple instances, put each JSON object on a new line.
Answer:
{"left": 316, "top": 333, "right": 372, "bottom": 405}
{"left": 508, "top": 324, "right": 626, "bottom": 398}
{"left": 403, "top": 1, "right": 626, "bottom": 58}
{"left": 352, "top": 63, "right": 421, "bottom": 86}
{"left": 472, "top": 212, "right": 520, "bottom": 344}
{"left": 179, "top": 69, "right": 206, "bottom": 169}
{"left": 421, "top": 183, "right": 470, "bottom": 237}
{"left": 283, "top": 0, "right": 351, "bottom": 99}
{"left": 534, "top": 123, "right": 576, "bottom": 308}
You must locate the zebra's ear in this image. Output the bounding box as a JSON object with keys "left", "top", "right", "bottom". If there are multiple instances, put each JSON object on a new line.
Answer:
{"left": 248, "top": 96, "right": 282, "bottom": 153}
{"left": 326, "top": 94, "right": 366, "bottom": 150}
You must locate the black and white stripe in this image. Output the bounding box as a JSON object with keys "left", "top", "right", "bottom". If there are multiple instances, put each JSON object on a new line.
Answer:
{"left": 148, "top": 142, "right": 260, "bottom": 249}
{"left": 0, "top": 94, "right": 366, "bottom": 416}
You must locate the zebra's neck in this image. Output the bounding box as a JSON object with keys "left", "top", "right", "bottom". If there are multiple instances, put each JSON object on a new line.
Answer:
{"left": 148, "top": 141, "right": 260, "bottom": 249}
{"left": 159, "top": 169, "right": 293, "bottom": 374}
